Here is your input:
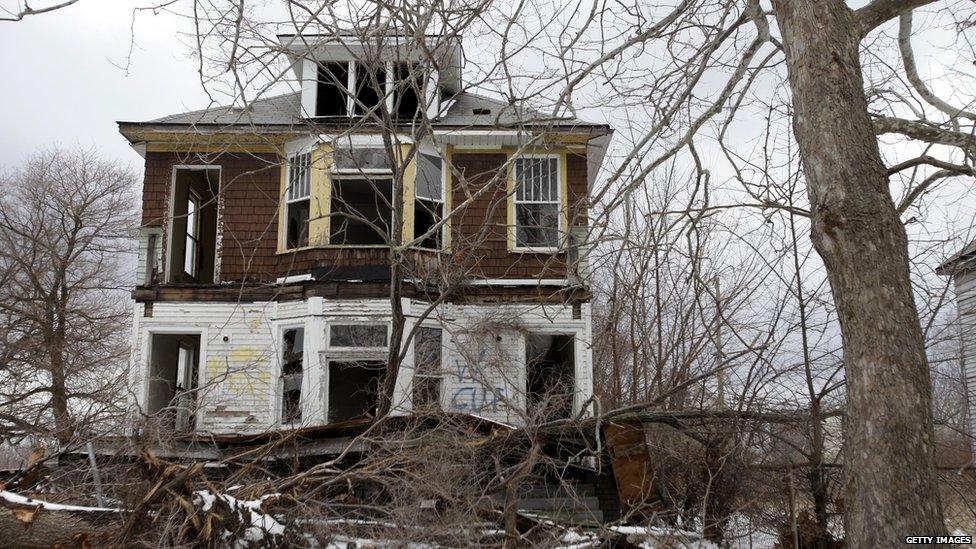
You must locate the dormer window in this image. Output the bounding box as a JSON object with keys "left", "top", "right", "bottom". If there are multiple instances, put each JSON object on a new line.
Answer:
{"left": 316, "top": 62, "right": 349, "bottom": 117}
{"left": 313, "top": 61, "right": 426, "bottom": 119}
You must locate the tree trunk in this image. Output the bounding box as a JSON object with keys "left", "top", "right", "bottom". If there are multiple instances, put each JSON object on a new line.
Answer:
{"left": 771, "top": 0, "right": 945, "bottom": 544}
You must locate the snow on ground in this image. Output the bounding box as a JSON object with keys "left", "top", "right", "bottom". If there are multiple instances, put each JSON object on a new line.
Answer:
{"left": 193, "top": 490, "right": 284, "bottom": 546}
{"left": 0, "top": 490, "right": 121, "bottom": 513}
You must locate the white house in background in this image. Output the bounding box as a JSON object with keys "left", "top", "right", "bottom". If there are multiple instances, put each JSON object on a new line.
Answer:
{"left": 939, "top": 239, "right": 976, "bottom": 452}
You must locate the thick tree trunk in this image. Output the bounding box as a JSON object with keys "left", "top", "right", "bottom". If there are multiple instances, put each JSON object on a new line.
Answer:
{"left": 771, "top": 0, "right": 945, "bottom": 544}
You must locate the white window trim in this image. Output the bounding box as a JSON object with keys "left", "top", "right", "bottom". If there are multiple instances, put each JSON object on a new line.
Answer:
{"left": 411, "top": 324, "right": 445, "bottom": 410}
{"left": 274, "top": 322, "right": 307, "bottom": 427}
{"left": 165, "top": 165, "right": 221, "bottom": 284}
{"left": 283, "top": 150, "right": 313, "bottom": 250}
{"left": 183, "top": 188, "right": 202, "bottom": 278}
{"left": 326, "top": 321, "right": 391, "bottom": 353}
{"left": 512, "top": 154, "right": 562, "bottom": 253}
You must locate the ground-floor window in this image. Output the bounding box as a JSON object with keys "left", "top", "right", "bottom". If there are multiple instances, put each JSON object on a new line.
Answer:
{"left": 325, "top": 322, "right": 389, "bottom": 422}
{"left": 280, "top": 327, "right": 305, "bottom": 424}
{"left": 412, "top": 326, "right": 443, "bottom": 411}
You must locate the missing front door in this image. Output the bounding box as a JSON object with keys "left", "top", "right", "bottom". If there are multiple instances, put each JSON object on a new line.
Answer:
{"left": 147, "top": 333, "right": 200, "bottom": 432}
{"left": 526, "top": 334, "right": 575, "bottom": 421}
{"left": 169, "top": 168, "right": 219, "bottom": 283}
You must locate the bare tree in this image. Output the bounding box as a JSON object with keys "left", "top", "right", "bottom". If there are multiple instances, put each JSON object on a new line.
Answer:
{"left": 0, "top": 148, "right": 136, "bottom": 445}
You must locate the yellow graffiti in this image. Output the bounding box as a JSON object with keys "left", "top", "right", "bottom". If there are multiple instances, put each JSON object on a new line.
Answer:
{"left": 204, "top": 346, "right": 271, "bottom": 397}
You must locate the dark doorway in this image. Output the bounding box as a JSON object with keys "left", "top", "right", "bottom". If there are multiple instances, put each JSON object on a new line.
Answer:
{"left": 328, "top": 360, "right": 384, "bottom": 422}
{"left": 169, "top": 168, "right": 219, "bottom": 283}
{"left": 146, "top": 333, "right": 200, "bottom": 431}
{"left": 526, "top": 334, "right": 575, "bottom": 421}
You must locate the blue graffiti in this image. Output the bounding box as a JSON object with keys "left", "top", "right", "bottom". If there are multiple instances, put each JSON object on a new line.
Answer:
{"left": 450, "top": 386, "right": 506, "bottom": 413}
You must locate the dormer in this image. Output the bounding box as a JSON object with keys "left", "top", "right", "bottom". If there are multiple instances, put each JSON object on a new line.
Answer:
{"left": 277, "top": 33, "right": 462, "bottom": 121}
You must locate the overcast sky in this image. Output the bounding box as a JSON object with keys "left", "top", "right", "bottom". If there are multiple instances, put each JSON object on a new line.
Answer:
{"left": 0, "top": 0, "right": 213, "bottom": 169}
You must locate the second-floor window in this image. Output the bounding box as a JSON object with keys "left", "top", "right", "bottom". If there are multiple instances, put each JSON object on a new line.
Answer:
{"left": 414, "top": 153, "right": 444, "bottom": 249}
{"left": 286, "top": 152, "right": 312, "bottom": 249}
{"left": 184, "top": 189, "right": 201, "bottom": 278}
{"left": 330, "top": 145, "right": 393, "bottom": 246}
{"left": 514, "top": 156, "right": 561, "bottom": 250}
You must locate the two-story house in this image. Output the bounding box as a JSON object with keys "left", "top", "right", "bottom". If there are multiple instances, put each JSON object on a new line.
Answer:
{"left": 118, "top": 33, "right": 611, "bottom": 435}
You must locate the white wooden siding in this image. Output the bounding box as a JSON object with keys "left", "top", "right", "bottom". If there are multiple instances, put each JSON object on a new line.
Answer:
{"left": 954, "top": 269, "right": 976, "bottom": 452}
{"left": 129, "top": 298, "right": 594, "bottom": 433}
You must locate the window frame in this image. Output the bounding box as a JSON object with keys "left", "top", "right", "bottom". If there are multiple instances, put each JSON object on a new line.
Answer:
{"left": 326, "top": 321, "right": 391, "bottom": 353}
{"left": 284, "top": 150, "right": 313, "bottom": 250}
{"left": 413, "top": 150, "right": 447, "bottom": 251}
{"left": 328, "top": 175, "right": 395, "bottom": 246}
{"left": 183, "top": 188, "right": 202, "bottom": 278}
{"left": 511, "top": 154, "right": 564, "bottom": 253}
{"left": 411, "top": 325, "right": 444, "bottom": 411}
{"left": 276, "top": 324, "right": 306, "bottom": 427}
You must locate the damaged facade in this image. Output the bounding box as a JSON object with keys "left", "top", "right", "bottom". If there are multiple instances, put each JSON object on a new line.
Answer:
{"left": 119, "top": 33, "right": 612, "bottom": 435}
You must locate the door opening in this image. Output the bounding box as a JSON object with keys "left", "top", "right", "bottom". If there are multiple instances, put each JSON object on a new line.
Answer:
{"left": 147, "top": 333, "right": 201, "bottom": 432}
{"left": 526, "top": 334, "right": 575, "bottom": 421}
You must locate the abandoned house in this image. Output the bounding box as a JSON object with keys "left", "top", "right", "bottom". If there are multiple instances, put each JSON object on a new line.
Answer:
{"left": 118, "top": 33, "right": 612, "bottom": 436}
{"left": 940, "top": 239, "right": 976, "bottom": 455}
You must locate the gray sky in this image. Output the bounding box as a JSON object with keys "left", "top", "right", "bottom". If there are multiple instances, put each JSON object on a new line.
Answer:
{"left": 0, "top": 0, "right": 211, "bottom": 170}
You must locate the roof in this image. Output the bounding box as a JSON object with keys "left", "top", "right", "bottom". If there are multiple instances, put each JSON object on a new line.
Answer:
{"left": 938, "top": 238, "right": 976, "bottom": 275}
{"left": 119, "top": 90, "right": 609, "bottom": 134}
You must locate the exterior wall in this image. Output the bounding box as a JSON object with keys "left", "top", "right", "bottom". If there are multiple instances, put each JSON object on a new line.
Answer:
{"left": 953, "top": 269, "right": 976, "bottom": 452}
{"left": 142, "top": 152, "right": 282, "bottom": 283}
{"left": 128, "top": 297, "right": 594, "bottom": 433}
{"left": 139, "top": 148, "right": 588, "bottom": 284}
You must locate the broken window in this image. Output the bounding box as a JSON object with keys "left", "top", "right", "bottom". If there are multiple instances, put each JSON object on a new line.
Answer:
{"left": 286, "top": 151, "right": 312, "bottom": 249}
{"left": 526, "top": 334, "right": 575, "bottom": 421}
{"left": 329, "top": 323, "right": 388, "bottom": 348}
{"left": 412, "top": 327, "right": 443, "bottom": 411}
{"left": 169, "top": 168, "right": 219, "bottom": 283}
{"left": 354, "top": 62, "right": 387, "bottom": 117}
{"left": 391, "top": 63, "right": 422, "bottom": 119}
{"left": 316, "top": 62, "right": 350, "bottom": 117}
{"left": 184, "top": 190, "right": 201, "bottom": 278}
{"left": 514, "top": 156, "right": 561, "bottom": 249}
{"left": 280, "top": 327, "right": 304, "bottom": 424}
{"left": 414, "top": 153, "right": 444, "bottom": 249}
{"left": 324, "top": 322, "right": 389, "bottom": 422}
{"left": 330, "top": 177, "right": 393, "bottom": 245}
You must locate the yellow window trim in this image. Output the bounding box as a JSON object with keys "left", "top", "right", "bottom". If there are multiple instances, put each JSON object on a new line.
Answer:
{"left": 278, "top": 141, "right": 451, "bottom": 251}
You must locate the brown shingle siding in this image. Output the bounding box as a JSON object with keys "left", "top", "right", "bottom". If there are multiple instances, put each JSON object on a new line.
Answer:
{"left": 139, "top": 149, "right": 588, "bottom": 286}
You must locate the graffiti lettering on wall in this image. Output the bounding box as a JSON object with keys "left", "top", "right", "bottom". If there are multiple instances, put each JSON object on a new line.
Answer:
{"left": 449, "top": 348, "right": 507, "bottom": 414}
